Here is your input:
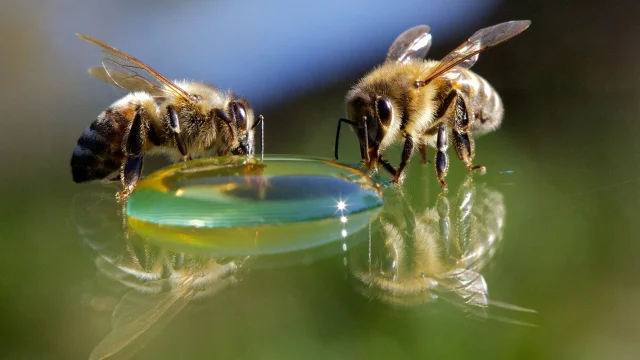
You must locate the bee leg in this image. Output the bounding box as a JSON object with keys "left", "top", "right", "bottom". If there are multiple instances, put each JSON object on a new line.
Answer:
{"left": 435, "top": 123, "right": 449, "bottom": 189}
{"left": 167, "top": 105, "right": 191, "bottom": 161}
{"left": 419, "top": 144, "right": 428, "bottom": 164}
{"left": 117, "top": 157, "right": 144, "bottom": 202}
{"left": 452, "top": 95, "right": 486, "bottom": 174}
{"left": 391, "top": 135, "right": 414, "bottom": 184}
{"left": 116, "top": 110, "right": 145, "bottom": 202}
{"left": 378, "top": 155, "right": 397, "bottom": 176}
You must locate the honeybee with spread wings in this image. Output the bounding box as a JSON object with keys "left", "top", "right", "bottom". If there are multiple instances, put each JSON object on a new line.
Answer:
{"left": 71, "top": 34, "right": 264, "bottom": 200}
{"left": 335, "top": 20, "right": 530, "bottom": 189}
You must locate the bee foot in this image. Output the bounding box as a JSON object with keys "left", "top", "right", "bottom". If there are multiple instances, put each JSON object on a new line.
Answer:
{"left": 390, "top": 172, "right": 407, "bottom": 185}
{"left": 438, "top": 178, "right": 449, "bottom": 190}
{"left": 116, "top": 189, "right": 132, "bottom": 203}
{"left": 469, "top": 165, "right": 487, "bottom": 174}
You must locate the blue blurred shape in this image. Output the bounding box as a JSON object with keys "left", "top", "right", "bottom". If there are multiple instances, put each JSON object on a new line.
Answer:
{"left": 55, "top": 0, "right": 500, "bottom": 105}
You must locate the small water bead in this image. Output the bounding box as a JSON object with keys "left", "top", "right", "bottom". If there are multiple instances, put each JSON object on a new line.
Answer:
{"left": 126, "top": 155, "right": 384, "bottom": 255}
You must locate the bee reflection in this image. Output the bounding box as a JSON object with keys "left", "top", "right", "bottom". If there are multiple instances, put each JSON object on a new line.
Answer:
{"left": 72, "top": 192, "right": 245, "bottom": 360}
{"left": 349, "top": 176, "right": 533, "bottom": 322}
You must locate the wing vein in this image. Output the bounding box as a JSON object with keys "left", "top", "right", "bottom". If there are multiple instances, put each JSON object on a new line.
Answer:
{"left": 77, "top": 33, "right": 193, "bottom": 102}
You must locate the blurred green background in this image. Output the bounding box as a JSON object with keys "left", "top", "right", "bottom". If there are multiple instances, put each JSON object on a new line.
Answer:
{"left": 2, "top": 0, "right": 640, "bottom": 359}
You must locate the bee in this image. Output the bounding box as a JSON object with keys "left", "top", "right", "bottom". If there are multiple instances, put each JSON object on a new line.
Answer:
{"left": 70, "top": 34, "right": 264, "bottom": 200}
{"left": 335, "top": 20, "right": 530, "bottom": 189}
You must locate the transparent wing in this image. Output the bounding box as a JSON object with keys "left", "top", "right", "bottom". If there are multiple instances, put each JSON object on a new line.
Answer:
{"left": 89, "top": 266, "right": 238, "bottom": 360}
{"left": 386, "top": 25, "right": 432, "bottom": 63}
{"left": 77, "top": 33, "right": 192, "bottom": 101}
{"left": 89, "top": 282, "right": 194, "bottom": 360}
{"left": 87, "top": 66, "right": 169, "bottom": 98}
{"left": 416, "top": 20, "right": 531, "bottom": 85}
{"left": 458, "top": 53, "right": 479, "bottom": 69}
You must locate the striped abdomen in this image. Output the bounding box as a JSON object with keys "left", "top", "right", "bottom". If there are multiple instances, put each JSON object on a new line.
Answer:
{"left": 70, "top": 108, "right": 128, "bottom": 183}
{"left": 454, "top": 68, "right": 504, "bottom": 136}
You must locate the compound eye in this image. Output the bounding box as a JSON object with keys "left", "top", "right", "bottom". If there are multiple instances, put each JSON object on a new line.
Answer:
{"left": 376, "top": 96, "right": 393, "bottom": 125}
{"left": 231, "top": 101, "right": 247, "bottom": 130}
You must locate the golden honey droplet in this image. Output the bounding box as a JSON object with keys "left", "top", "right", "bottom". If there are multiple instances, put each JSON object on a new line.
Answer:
{"left": 126, "top": 155, "right": 384, "bottom": 255}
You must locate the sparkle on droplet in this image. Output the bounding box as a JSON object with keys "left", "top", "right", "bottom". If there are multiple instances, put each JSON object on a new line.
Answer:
{"left": 188, "top": 219, "right": 206, "bottom": 228}
{"left": 341, "top": 229, "right": 347, "bottom": 237}
{"left": 340, "top": 216, "right": 347, "bottom": 223}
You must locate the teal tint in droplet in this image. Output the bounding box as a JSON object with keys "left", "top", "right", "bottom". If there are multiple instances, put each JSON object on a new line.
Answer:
{"left": 126, "top": 155, "right": 383, "bottom": 255}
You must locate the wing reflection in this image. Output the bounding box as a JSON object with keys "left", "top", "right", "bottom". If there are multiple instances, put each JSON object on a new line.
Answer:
{"left": 349, "top": 176, "right": 535, "bottom": 324}
{"left": 72, "top": 190, "right": 246, "bottom": 360}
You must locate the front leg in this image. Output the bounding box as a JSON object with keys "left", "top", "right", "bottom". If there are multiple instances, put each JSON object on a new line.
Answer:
{"left": 377, "top": 155, "right": 397, "bottom": 176}
{"left": 452, "top": 95, "right": 486, "bottom": 173}
{"left": 167, "top": 105, "right": 191, "bottom": 161}
{"left": 391, "top": 135, "right": 414, "bottom": 184}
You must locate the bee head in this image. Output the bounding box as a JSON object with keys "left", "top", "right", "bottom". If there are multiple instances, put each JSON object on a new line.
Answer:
{"left": 346, "top": 94, "right": 394, "bottom": 169}
{"left": 228, "top": 98, "right": 259, "bottom": 156}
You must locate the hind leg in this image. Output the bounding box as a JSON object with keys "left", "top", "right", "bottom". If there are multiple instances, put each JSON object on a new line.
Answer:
{"left": 423, "top": 91, "right": 485, "bottom": 190}
{"left": 116, "top": 109, "right": 145, "bottom": 202}
{"left": 451, "top": 95, "right": 486, "bottom": 173}
{"left": 117, "top": 157, "right": 144, "bottom": 202}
